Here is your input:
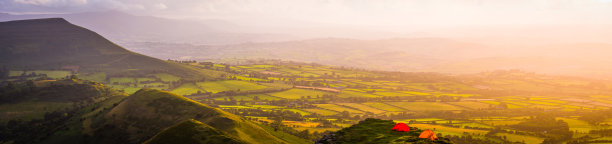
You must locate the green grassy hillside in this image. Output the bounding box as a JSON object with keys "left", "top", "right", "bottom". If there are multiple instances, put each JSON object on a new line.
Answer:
{"left": 104, "top": 89, "right": 296, "bottom": 144}
{"left": 143, "top": 119, "right": 245, "bottom": 144}
{"left": 0, "top": 18, "right": 211, "bottom": 79}
{"left": 0, "top": 79, "right": 310, "bottom": 144}
{"left": 316, "top": 118, "right": 452, "bottom": 144}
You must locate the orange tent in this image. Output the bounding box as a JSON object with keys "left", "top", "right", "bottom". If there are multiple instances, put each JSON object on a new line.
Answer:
{"left": 392, "top": 123, "right": 410, "bottom": 132}
{"left": 418, "top": 129, "right": 438, "bottom": 140}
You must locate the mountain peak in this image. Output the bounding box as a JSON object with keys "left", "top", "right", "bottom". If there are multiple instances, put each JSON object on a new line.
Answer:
{"left": 0, "top": 18, "right": 69, "bottom": 25}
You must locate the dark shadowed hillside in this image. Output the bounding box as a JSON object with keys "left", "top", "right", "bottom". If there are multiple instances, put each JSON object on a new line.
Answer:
{"left": 0, "top": 18, "right": 214, "bottom": 78}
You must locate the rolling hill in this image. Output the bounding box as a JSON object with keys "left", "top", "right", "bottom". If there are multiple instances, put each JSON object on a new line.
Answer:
{"left": 104, "top": 89, "right": 290, "bottom": 144}
{"left": 143, "top": 119, "right": 246, "bottom": 144}
{"left": 0, "top": 79, "right": 308, "bottom": 144}
{"left": 0, "top": 18, "right": 213, "bottom": 78}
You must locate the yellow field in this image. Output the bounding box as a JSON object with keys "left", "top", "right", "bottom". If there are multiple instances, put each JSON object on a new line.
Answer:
{"left": 495, "top": 133, "right": 544, "bottom": 144}
{"left": 196, "top": 80, "right": 267, "bottom": 93}
{"left": 170, "top": 83, "right": 204, "bottom": 96}
{"left": 409, "top": 124, "right": 488, "bottom": 136}
{"left": 282, "top": 121, "right": 320, "bottom": 127}
{"left": 314, "top": 104, "right": 364, "bottom": 114}
{"left": 362, "top": 102, "right": 405, "bottom": 112}
{"left": 269, "top": 89, "right": 333, "bottom": 99}
{"left": 303, "top": 108, "right": 339, "bottom": 116}
{"left": 337, "top": 103, "right": 386, "bottom": 114}
{"left": 386, "top": 102, "right": 464, "bottom": 111}
{"left": 447, "top": 102, "right": 492, "bottom": 110}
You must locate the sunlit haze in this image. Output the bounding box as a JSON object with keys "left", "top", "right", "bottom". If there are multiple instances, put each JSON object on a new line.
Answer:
{"left": 5, "top": 1, "right": 612, "bottom": 144}
{"left": 4, "top": 0, "right": 612, "bottom": 29}
{"left": 3, "top": 0, "right": 612, "bottom": 78}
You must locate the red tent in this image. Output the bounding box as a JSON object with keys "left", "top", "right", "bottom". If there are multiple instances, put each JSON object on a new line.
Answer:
{"left": 392, "top": 123, "right": 410, "bottom": 132}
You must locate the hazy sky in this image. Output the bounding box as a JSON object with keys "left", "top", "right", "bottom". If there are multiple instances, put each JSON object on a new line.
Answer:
{"left": 2, "top": 0, "right": 612, "bottom": 28}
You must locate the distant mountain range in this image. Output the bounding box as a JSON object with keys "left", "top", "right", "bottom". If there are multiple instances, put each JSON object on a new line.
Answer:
{"left": 125, "top": 38, "right": 612, "bottom": 79}
{"left": 0, "top": 11, "right": 297, "bottom": 45}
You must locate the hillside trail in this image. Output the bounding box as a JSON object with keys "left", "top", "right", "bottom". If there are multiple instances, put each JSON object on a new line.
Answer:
{"left": 103, "top": 54, "right": 130, "bottom": 65}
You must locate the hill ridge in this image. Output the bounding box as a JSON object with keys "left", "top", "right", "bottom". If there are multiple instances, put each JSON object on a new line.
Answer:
{"left": 0, "top": 18, "right": 213, "bottom": 79}
{"left": 104, "top": 88, "right": 287, "bottom": 144}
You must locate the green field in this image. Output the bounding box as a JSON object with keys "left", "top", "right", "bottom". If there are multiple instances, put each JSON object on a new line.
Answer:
{"left": 268, "top": 89, "right": 333, "bottom": 99}
{"left": 337, "top": 90, "right": 381, "bottom": 98}
{"left": 447, "top": 101, "right": 492, "bottom": 110}
{"left": 558, "top": 118, "right": 602, "bottom": 133}
{"left": 109, "top": 84, "right": 142, "bottom": 94}
{"left": 141, "top": 82, "right": 169, "bottom": 89}
{"left": 336, "top": 103, "right": 386, "bottom": 114}
{"left": 314, "top": 104, "right": 364, "bottom": 114}
{"left": 8, "top": 70, "right": 23, "bottom": 77}
{"left": 170, "top": 83, "right": 204, "bottom": 96}
{"left": 373, "top": 91, "right": 414, "bottom": 97}
{"left": 79, "top": 72, "right": 107, "bottom": 82}
{"left": 362, "top": 102, "right": 405, "bottom": 112}
{"left": 110, "top": 77, "right": 136, "bottom": 84}
{"left": 251, "top": 105, "right": 284, "bottom": 109}
{"left": 0, "top": 101, "right": 73, "bottom": 123}
{"left": 235, "top": 76, "right": 267, "bottom": 81}
{"left": 152, "top": 73, "right": 180, "bottom": 82}
{"left": 399, "top": 91, "right": 431, "bottom": 96}
{"left": 303, "top": 108, "right": 339, "bottom": 116}
{"left": 284, "top": 109, "right": 312, "bottom": 116}
{"left": 386, "top": 102, "right": 464, "bottom": 111}
{"left": 9, "top": 70, "right": 72, "bottom": 79}
{"left": 409, "top": 123, "right": 488, "bottom": 136}
{"left": 196, "top": 80, "right": 267, "bottom": 93}
{"left": 214, "top": 95, "right": 254, "bottom": 101}
{"left": 137, "top": 77, "right": 156, "bottom": 83}
{"left": 214, "top": 94, "right": 282, "bottom": 102}
{"left": 452, "top": 122, "right": 495, "bottom": 129}
{"left": 494, "top": 133, "right": 544, "bottom": 144}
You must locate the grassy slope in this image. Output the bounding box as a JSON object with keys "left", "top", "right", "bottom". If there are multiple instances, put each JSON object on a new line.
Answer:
{"left": 196, "top": 80, "right": 268, "bottom": 93}
{"left": 143, "top": 119, "right": 245, "bottom": 144}
{"left": 104, "top": 89, "right": 294, "bottom": 144}
{"left": 318, "top": 118, "right": 451, "bottom": 144}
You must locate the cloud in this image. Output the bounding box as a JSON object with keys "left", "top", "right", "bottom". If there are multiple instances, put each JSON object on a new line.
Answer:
{"left": 13, "top": 0, "right": 87, "bottom": 6}
{"left": 153, "top": 3, "right": 166, "bottom": 10}
{"left": 13, "top": 0, "right": 51, "bottom": 6}
{"left": 2, "top": 0, "right": 612, "bottom": 27}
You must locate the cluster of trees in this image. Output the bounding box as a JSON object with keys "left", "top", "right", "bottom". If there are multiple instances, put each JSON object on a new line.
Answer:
{"left": 509, "top": 114, "right": 572, "bottom": 143}
{"left": 443, "top": 134, "right": 518, "bottom": 144}
{"left": 0, "top": 108, "right": 81, "bottom": 143}
{"left": 567, "top": 135, "right": 612, "bottom": 144}
{"left": 166, "top": 59, "right": 197, "bottom": 63}
{"left": 1, "top": 79, "right": 111, "bottom": 104}
{"left": 0, "top": 80, "right": 118, "bottom": 143}
{"left": 579, "top": 110, "right": 612, "bottom": 125}
{"left": 233, "top": 109, "right": 305, "bottom": 121}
